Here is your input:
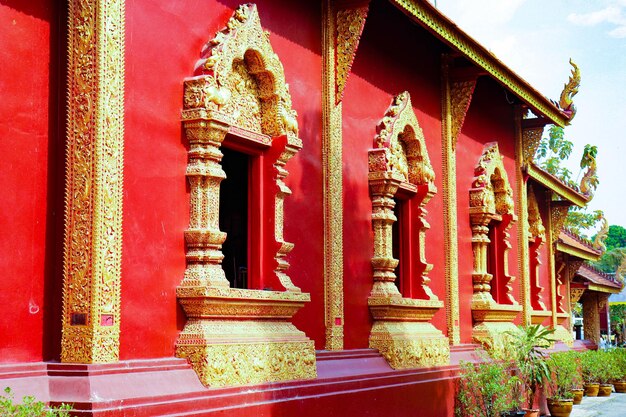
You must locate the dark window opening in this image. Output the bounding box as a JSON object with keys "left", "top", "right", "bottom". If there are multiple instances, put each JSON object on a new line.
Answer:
{"left": 487, "top": 220, "right": 499, "bottom": 303}
{"left": 220, "top": 147, "right": 249, "bottom": 289}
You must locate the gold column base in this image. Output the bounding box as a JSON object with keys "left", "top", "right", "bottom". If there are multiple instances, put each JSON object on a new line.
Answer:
{"left": 472, "top": 304, "right": 521, "bottom": 355}
{"left": 530, "top": 309, "right": 552, "bottom": 325}
{"left": 176, "top": 319, "right": 316, "bottom": 387}
{"left": 176, "top": 288, "right": 316, "bottom": 387}
{"left": 368, "top": 297, "right": 449, "bottom": 369}
{"left": 553, "top": 313, "right": 573, "bottom": 347}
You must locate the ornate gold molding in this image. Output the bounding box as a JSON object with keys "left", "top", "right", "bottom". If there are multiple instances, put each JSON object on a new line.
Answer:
{"left": 61, "top": 0, "right": 125, "bottom": 363}
{"left": 176, "top": 5, "right": 316, "bottom": 386}
{"left": 335, "top": 5, "right": 369, "bottom": 104}
{"left": 441, "top": 55, "right": 460, "bottom": 345}
{"left": 367, "top": 92, "right": 448, "bottom": 368}
{"left": 393, "top": 0, "right": 570, "bottom": 126}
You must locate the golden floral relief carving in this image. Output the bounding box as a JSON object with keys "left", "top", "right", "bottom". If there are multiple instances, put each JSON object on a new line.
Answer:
{"left": 522, "top": 126, "right": 545, "bottom": 165}
{"left": 570, "top": 287, "right": 585, "bottom": 305}
{"left": 550, "top": 202, "right": 570, "bottom": 245}
{"left": 450, "top": 80, "right": 476, "bottom": 149}
{"left": 62, "top": 0, "right": 125, "bottom": 363}
{"left": 176, "top": 4, "right": 315, "bottom": 387}
{"left": 527, "top": 185, "right": 546, "bottom": 240}
{"left": 335, "top": 5, "right": 369, "bottom": 104}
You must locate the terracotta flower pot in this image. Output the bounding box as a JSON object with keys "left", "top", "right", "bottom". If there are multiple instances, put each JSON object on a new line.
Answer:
{"left": 614, "top": 381, "right": 626, "bottom": 393}
{"left": 547, "top": 398, "right": 574, "bottom": 417}
{"left": 584, "top": 382, "right": 600, "bottom": 397}
{"left": 571, "top": 388, "right": 584, "bottom": 404}
{"left": 522, "top": 408, "right": 539, "bottom": 417}
{"left": 598, "top": 384, "right": 613, "bottom": 397}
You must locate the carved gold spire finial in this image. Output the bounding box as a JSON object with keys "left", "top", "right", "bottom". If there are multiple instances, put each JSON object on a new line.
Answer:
{"left": 559, "top": 59, "right": 580, "bottom": 121}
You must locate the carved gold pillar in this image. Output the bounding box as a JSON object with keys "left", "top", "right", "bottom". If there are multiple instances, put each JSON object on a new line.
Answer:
{"left": 441, "top": 56, "right": 477, "bottom": 345}
{"left": 515, "top": 110, "right": 530, "bottom": 325}
{"left": 582, "top": 292, "right": 601, "bottom": 345}
{"left": 322, "top": 0, "right": 369, "bottom": 350}
{"left": 61, "top": 0, "right": 125, "bottom": 363}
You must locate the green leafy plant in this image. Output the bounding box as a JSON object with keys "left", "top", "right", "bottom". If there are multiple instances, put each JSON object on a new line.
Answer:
{"left": 0, "top": 388, "right": 71, "bottom": 417}
{"left": 548, "top": 351, "right": 582, "bottom": 399}
{"left": 610, "top": 348, "right": 626, "bottom": 381}
{"left": 506, "top": 325, "right": 556, "bottom": 410}
{"left": 580, "top": 350, "right": 618, "bottom": 384}
{"left": 455, "top": 358, "right": 521, "bottom": 417}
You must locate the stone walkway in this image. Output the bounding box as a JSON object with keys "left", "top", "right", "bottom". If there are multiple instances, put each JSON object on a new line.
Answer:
{"left": 569, "top": 393, "right": 626, "bottom": 417}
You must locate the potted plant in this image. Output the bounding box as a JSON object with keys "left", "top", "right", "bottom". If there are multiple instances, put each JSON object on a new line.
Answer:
{"left": 0, "top": 387, "right": 71, "bottom": 416}
{"left": 611, "top": 348, "right": 626, "bottom": 393}
{"left": 546, "top": 352, "right": 578, "bottom": 417}
{"left": 455, "top": 358, "right": 521, "bottom": 417}
{"left": 596, "top": 350, "right": 619, "bottom": 396}
{"left": 507, "top": 325, "right": 555, "bottom": 417}
{"left": 581, "top": 350, "right": 601, "bottom": 396}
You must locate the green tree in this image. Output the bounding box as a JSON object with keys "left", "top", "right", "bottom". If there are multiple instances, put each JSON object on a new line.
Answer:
{"left": 592, "top": 247, "right": 626, "bottom": 273}
{"left": 605, "top": 225, "right": 626, "bottom": 251}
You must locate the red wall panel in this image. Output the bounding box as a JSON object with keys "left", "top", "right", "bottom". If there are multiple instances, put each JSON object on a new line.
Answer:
{"left": 0, "top": 1, "right": 55, "bottom": 362}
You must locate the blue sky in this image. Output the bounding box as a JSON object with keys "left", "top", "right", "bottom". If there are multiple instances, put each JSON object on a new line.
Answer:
{"left": 433, "top": 0, "right": 626, "bottom": 230}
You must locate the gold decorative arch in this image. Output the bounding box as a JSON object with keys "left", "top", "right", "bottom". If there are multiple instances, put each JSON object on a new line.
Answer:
{"left": 470, "top": 142, "right": 521, "bottom": 350}
{"left": 176, "top": 4, "right": 315, "bottom": 388}
{"left": 367, "top": 92, "right": 448, "bottom": 370}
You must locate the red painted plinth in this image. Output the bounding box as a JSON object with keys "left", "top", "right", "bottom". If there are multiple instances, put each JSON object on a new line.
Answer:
{"left": 1, "top": 350, "right": 468, "bottom": 416}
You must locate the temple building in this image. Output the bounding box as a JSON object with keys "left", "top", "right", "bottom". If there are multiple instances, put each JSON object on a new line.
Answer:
{"left": 0, "top": 0, "right": 616, "bottom": 415}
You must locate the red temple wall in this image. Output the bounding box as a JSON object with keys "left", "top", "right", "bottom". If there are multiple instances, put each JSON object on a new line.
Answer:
{"left": 456, "top": 77, "right": 521, "bottom": 342}
{"left": 121, "top": 0, "right": 325, "bottom": 358}
{"left": 341, "top": 1, "right": 448, "bottom": 348}
{"left": 0, "top": 0, "right": 58, "bottom": 363}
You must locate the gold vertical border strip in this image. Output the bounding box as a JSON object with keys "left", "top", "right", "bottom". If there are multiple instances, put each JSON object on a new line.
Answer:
{"left": 62, "top": 0, "right": 125, "bottom": 363}
{"left": 322, "top": 0, "right": 344, "bottom": 350}
{"left": 514, "top": 108, "right": 531, "bottom": 326}
{"left": 441, "top": 56, "right": 460, "bottom": 345}
{"left": 546, "top": 197, "right": 558, "bottom": 329}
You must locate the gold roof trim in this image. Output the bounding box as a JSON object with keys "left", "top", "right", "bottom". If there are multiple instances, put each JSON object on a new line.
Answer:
{"left": 526, "top": 163, "right": 589, "bottom": 207}
{"left": 392, "top": 0, "right": 570, "bottom": 127}
{"left": 587, "top": 284, "right": 622, "bottom": 294}
{"left": 556, "top": 241, "right": 601, "bottom": 262}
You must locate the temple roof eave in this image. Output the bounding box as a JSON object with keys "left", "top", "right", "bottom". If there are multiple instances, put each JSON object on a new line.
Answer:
{"left": 391, "top": 0, "right": 571, "bottom": 127}
{"left": 526, "top": 163, "right": 589, "bottom": 207}
{"left": 557, "top": 230, "right": 602, "bottom": 261}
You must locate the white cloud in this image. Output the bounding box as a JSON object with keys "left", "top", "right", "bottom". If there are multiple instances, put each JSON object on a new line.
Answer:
{"left": 567, "top": 2, "right": 626, "bottom": 38}
{"left": 609, "top": 25, "right": 626, "bottom": 37}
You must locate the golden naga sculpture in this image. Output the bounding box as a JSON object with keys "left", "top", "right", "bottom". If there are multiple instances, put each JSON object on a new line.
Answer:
{"left": 579, "top": 145, "right": 598, "bottom": 197}
{"left": 593, "top": 212, "right": 609, "bottom": 253}
{"left": 559, "top": 59, "right": 580, "bottom": 121}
